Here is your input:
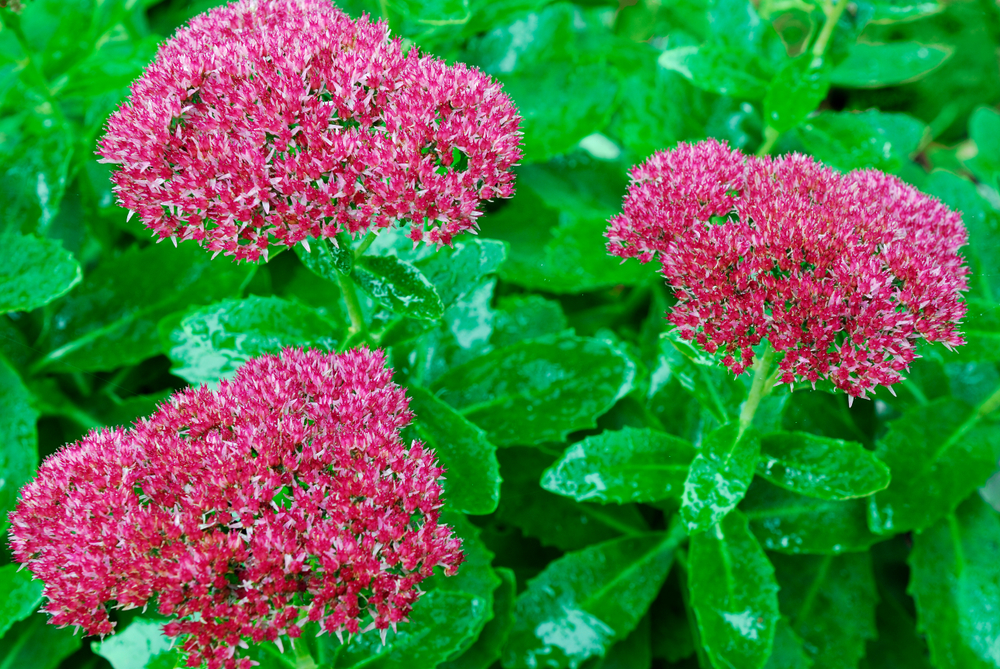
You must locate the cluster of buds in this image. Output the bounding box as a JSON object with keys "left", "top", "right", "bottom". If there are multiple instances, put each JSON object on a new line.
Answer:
{"left": 607, "top": 139, "right": 969, "bottom": 397}
{"left": 98, "top": 0, "right": 522, "bottom": 261}
{"left": 9, "top": 348, "right": 463, "bottom": 669}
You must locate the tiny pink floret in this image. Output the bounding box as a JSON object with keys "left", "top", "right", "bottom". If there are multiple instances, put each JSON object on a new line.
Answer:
{"left": 606, "top": 139, "right": 969, "bottom": 397}
{"left": 97, "top": 0, "right": 522, "bottom": 261}
{"left": 9, "top": 348, "right": 463, "bottom": 669}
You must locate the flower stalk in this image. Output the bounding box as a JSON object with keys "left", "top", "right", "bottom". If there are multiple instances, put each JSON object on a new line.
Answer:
{"left": 738, "top": 343, "right": 776, "bottom": 438}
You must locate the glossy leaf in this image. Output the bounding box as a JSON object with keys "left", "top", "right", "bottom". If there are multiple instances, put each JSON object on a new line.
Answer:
{"left": 92, "top": 618, "right": 177, "bottom": 669}
{"left": 909, "top": 495, "right": 1000, "bottom": 669}
{"left": 757, "top": 431, "right": 890, "bottom": 500}
{"left": 771, "top": 552, "right": 878, "bottom": 669}
{"left": 496, "top": 448, "right": 651, "bottom": 552}
{"left": 353, "top": 255, "right": 444, "bottom": 321}
{"left": 541, "top": 426, "right": 696, "bottom": 504}
{"left": 763, "top": 55, "right": 831, "bottom": 133}
{"left": 741, "top": 479, "right": 881, "bottom": 554}
{"left": 966, "top": 105, "right": 1000, "bottom": 189}
{"left": 962, "top": 299, "right": 1000, "bottom": 362}
{"left": 763, "top": 619, "right": 812, "bottom": 669}
{"left": 406, "top": 385, "right": 501, "bottom": 515}
{"left": 867, "top": 0, "right": 944, "bottom": 23}
{"left": 294, "top": 235, "right": 353, "bottom": 280}
{"left": 681, "top": 423, "right": 761, "bottom": 533}
{"left": 656, "top": 329, "right": 747, "bottom": 426}
{"left": 581, "top": 614, "right": 651, "bottom": 669}
{"left": 336, "top": 591, "right": 484, "bottom": 669}
{"left": 431, "top": 335, "right": 636, "bottom": 447}
{"left": 0, "top": 355, "right": 38, "bottom": 525}
{"left": 0, "top": 233, "right": 80, "bottom": 313}
{"left": 502, "top": 531, "right": 681, "bottom": 669}
{"left": 441, "top": 568, "right": 516, "bottom": 669}
{"left": 0, "top": 565, "right": 42, "bottom": 639}
{"left": 688, "top": 509, "right": 780, "bottom": 669}
{"left": 412, "top": 239, "right": 507, "bottom": 308}
{"left": 869, "top": 397, "right": 1000, "bottom": 535}
{"left": 491, "top": 295, "right": 570, "bottom": 349}
{"left": 796, "top": 110, "right": 927, "bottom": 174}
{"left": 39, "top": 243, "right": 254, "bottom": 373}
{"left": 830, "top": 42, "right": 953, "bottom": 89}
{"left": 162, "top": 296, "right": 342, "bottom": 386}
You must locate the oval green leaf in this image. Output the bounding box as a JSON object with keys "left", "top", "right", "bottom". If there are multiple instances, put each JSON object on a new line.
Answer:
{"left": 542, "top": 426, "right": 696, "bottom": 504}
{"left": 758, "top": 431, "right": 890, "bottom": 500}
{"left": 681, "top": 423, "right": 761, "bottom": 533}
{"left": 764, "top": 55, "right": 832, "bottom": 133}
{"left": 0, "top": 355, "right": 39, "bottom": 524}
{"left": 431, "top": 335, "right": 636, "bottom": 447}
{"left": 830, "top": 42, "right": 953, "bottom": 89}
{"left": 0, "top": 564, "right": 43, "bottom": 639}
{"left": 0, "top": 233, "right": 81, "bottom": 313}
{"left": 353, "top": 255, "right": 444, "bottom": 321}
{"left": 689, "top": 509, "right": 780, "bottom": 669}
{"left": 294, "top": 235, "right": 353, "bottom": 280}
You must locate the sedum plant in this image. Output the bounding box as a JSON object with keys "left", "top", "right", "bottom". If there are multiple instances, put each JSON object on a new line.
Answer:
{"left": 2, "top": 0, "right": 1000, "bottom": 668}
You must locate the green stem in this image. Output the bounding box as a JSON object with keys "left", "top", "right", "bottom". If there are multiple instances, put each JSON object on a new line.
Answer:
{"left": 354, "top": 231, "right": 378, "bottom": 260}
{"left": 337, "top": 270, "right": 368, "bottom": 342}
{"left": 291, "top": 638, "right": 318, "bottom": 669}
{"left": 977, "top": 384, "right": 1000, "bottom": 419}
{"left": 756, "top": 125, "right": 780, "bottom": 157}
{"left": 811, "top": 0, "right": 851, "bottom": 58}
{"left": 738, "top": 344, "right": 777, "bottom": 438}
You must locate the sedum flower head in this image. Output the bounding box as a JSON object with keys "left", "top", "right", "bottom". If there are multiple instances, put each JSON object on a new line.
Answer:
{"left": 98, "top": 0, "right": 521, "bottom": 261}
{"left": 607, "top": 139, "right": 969, "bottom": 397}
{"left": 9, "top": 348, "right": 463, "bottom": 669}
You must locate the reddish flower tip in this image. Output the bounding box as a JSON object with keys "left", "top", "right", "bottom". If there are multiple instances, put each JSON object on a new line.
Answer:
{"left": 607, "top": 139, "right": 969, "bottom": 397}
{"left": 97, "top": 0, "right": 522, "bottom": 262}
{"left": 9, "top": 347, "right": 463, "bottom": 669}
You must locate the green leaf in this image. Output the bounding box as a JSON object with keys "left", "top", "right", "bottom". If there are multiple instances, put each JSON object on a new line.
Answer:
{"left": 770, "top": 552, "right": 878, "bottom": 669}
{"left": 92, "top": 618, "right": 177, "bottom": 669}
{"left": 491, "top": 295, "right": 570, "bottom": 349}
{"left": 688, "top": 509, "right": 780, "bottom": 669}
{"left": 440, "top": 568, "right": 516, "bottom": 669}
{"left": 681, "top": 423, "right": 761, "bottom": 533}
{"left": 541, "top": 426, "right": 696, "bottom": 504}
{"left": 763, "top": 619, "right": 812, "bottom": 669}
{"left": 961, "top": 299, "right": 1000, "bottom": 362}
{"left": 869, "top": 397, "right": 1000, "bottom": 535}
{"left": 0, "top": 565, "right": 43, "bottom": 639}
{"left": 741, "top": 479, "right": 881, "bottom": 554}
{"left": 581, "top": 614, "right": 651, "bottom": 669}
{"left": 763, "top": 55, "right": 832, "bottom": 133}
{"left": 294, "top": 236, "right": 353, "bottom": 280}
{"left": 502, "top": 532, "right": 681, "bottom": 669}
{"left": 867, "top": 0, "right": 944, "bottom": 24}
{"left": 0, "top": 233, "right": 80, "bottom": 313}
{"left": 657, "top": 329, "right": 747, "bottom": 426}
{"left": 909, "top": 495, "right": 1000, "bottom": 669}
{"left": 796, "top": 110, "right": 927, "bottom": 174}
{"left": 830, "top": 42, "right": 953, "bottom": 88}
{"left": 496, "top": 448, "right": 651, "bottom": 552}
{"left": 336, "top": 591, "right": 484, "bottom": 669}
{"left": 757, "top": 431, "right": 890, "bottom": 500}
{"left": 965, "top": 106, "right": 1000, "bottom": 189}
{"left": 161, "top": 296, "right": 342, "bottom": 387}
{"left": 412, "top": 239, "right": 507, "bottom": 308}
{"left": 353, "top": 255, "right": 444, "bottom": 321}
{"left": 406, "top": 385, "right": 501, "bottom": 515}
{"left": 0, "top": 355, "right": 38, "bottom": 525}
{"left": 39, "top": 243, "right": 254, "bottom": 373}
{"left": 685, "top": 42, "right": 771, "bottom": 99}
{"left": 0, "top": 612, "right": 81, "bottom": 669}
{"left": 431, "top": 335, "right": 636, "bottom": 447}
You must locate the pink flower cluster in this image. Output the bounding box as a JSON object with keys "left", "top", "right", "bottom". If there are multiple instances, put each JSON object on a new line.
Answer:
{"left": 607, "top": 139, "right": 969, "bottom": 397}
{"left": 98, "top": 0, "right": 521, "bottom": 261}
{"left": 9, "top": 348, "right": 462, "bottom": 669}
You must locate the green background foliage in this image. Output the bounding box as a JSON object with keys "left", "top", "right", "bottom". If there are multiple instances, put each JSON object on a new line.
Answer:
{"left": 2, "top": 0, "right": 1000, "bottom": 668}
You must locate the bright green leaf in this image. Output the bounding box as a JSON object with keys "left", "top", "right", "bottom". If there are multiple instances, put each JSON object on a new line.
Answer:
{"left": 830, "top": 42, "right": 953, "bottom": 89}
{"left": 353, "top": 255, "right": 444, "bottom": 321}
{"left": 689, "top": 509, "right": 780, "bottom": 669}
{"left": 92, "top": 618, "right": 177, "bottom": 669}
{"left": 796, "top": 110, "right": 927, "bottom": 174}
{"left": 406, "top": 385, "right": 501, "bottom": 515}
{"left": 0, "top": 233, "right": 80, "bottom": 313}
{"left": 0, "top": 612, "right": 81, "bottom": 669}
{"left": 742, "top": 479, "right": 881, "bottom": 554}
{"left": 0, "top": 355, "right": 38, "bottom": 525}
{"left": 431, "top": 335, "right": 636, "bottom": 446}
{"left": 294, "top": 236, "right": 353, "bottom": 280}
{"left": 965, "top": 106, "right": 1000, "bottom": 189}
{"left": 763, "top": 619, "right": 812, "bottom": 669}
{"left": 869, "top": 397, "right": 1000, "bottom": 535}
{"left": 0, "top": 565, "right": 43, "bottom": 639}
{"left": 758, "top": 431, "right": 890, "bottom": 500}
{"left": 771, "top": 552, "right": 878, "bottom": 669}
{"left": 763, "top": 55, "right": 831, "bottom": 133}
{"left": 867, "top": 0, "right": 944, "bottom": 23}
{"left": 440, "top": 568, "right": 516, "bottom": 669}
{"left": 502, "top": 531, "right": 681, "bottom": 669}
{"left": 909, "top": 495, "right": 1000, "bottom": 669}
{"left": 161, "top": 296, "right": 342, "bottom": 387}
{"left": 39, "top": 243, "right": 254, "bottom": 373}
{"left": 681, "top": 423, "right": 761, "bottom": 533}
{"left": 541, "top": 426, "right": 696, "bottom": 504}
